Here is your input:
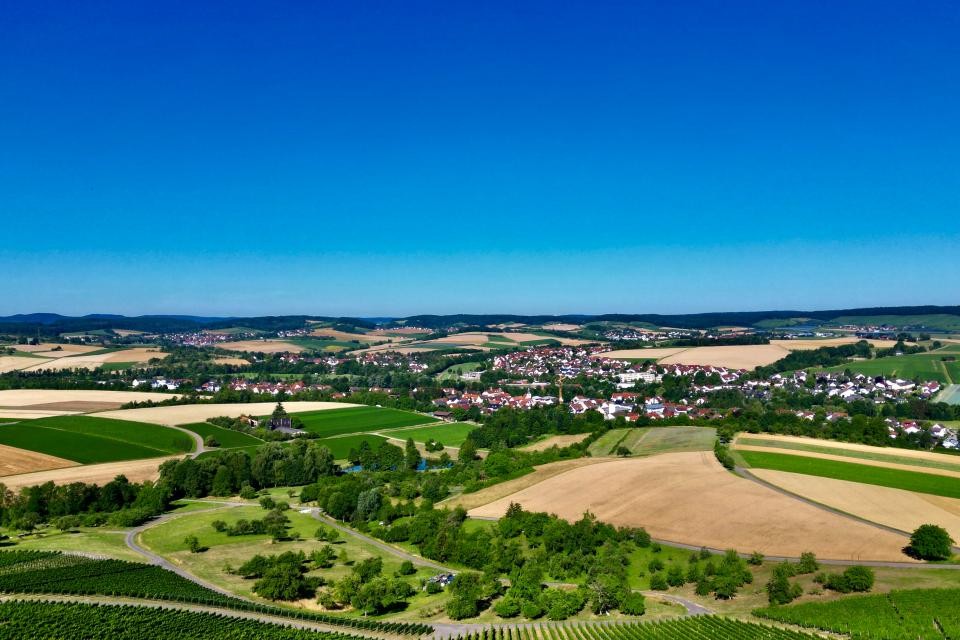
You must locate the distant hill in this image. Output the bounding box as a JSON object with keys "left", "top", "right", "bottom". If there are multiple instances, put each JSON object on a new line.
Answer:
{"left": 0, "top": 305, "right": 958, "bottom": 335}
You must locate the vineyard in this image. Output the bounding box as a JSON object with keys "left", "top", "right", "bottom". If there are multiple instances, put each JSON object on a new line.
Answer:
{"left": 754, "top": 587, "right": 960, "bottom": 639}
{"left": 0, "top": 551, "right": 431, "bottom": 636}
{"left": 454, "top": 617, "right": 819, "bottom": 640}
{"left": 0, "top": 600, "right": 364, "bottom": 640}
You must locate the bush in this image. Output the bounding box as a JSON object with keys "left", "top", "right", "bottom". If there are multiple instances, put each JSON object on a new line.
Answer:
{"left": 797, "top": 552, "right": 819, "bottom": 574}
{"left": 521, "top": 601, "right": 543, "bottom": 619}
{"left": 493, "top": 597, "right": 521, "bottom": 618}
{"left": 446, "top": 596, "right": 478, "bottom": 620}
{"left": 748, "top": 551, "right": 764, "bottom": 566}
{"left": 397, "top": 560, "right": 416, "bottom": 576}
{"left": 649, "top": 573, "right": 668, "bottom": 590}
{"left": 204, "top": 435, "right": 219, "bottom": 448}
{"left": 909, "top": 524, "right": 954, "bottom": 560}
{"left": 620, "top": 591, "right": 646, "bottom": 616}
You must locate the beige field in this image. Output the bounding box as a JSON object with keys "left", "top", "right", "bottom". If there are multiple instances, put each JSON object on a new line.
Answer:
{"left": 770, "top": 337, "right": 893, "bottom": 350}
{"left": 95, "top": 401, "right": 359, "bottom": 426}
{"left": 213, "top": 356, "right": 251, "bottom": 366}
{"left": 595, "top": 347, "right": 688, "bottom": 360}
{"left": 12, "top": 343, "right": 101, "bottom": 355}
{"left": 0, "top": 443, "right": 79, "bottom": 476}
{"left": 19, "top": 348, "right": 167, "bottom": 372}
{"left": 0, "top": 456, "right": 180, "bottom": 491}
{"left": 219, "top": 340, "right": 304, "bottom": 353}
{"left": 734, "top": 444, "right": 960, "bottom": 479}
{"left": 735, "top": 433, "right": 960, "bottom": 465}
{"left": 370, "top": 327, "right": 431, "bottom": 335}
{"left": 518, "top": 433, "right": 591, "bottom": 451}
{"left": 467, "top": 452, "right": 914, "bottom": 561}
{"left": 309, "top": 328, "right": 386, "bottom": 343}
{"left": 112, "top": 329, "right": 145, "bottom": 337}
{"left": 0, "top": 356, "right": 50, "bottom": 373}
{"left": 0, "top": 410, "right": 80, "bottom": 420}
{"left": 658, "top": 345, "right": 791, "bottom": 368}
{"left": 0, "top": 389, "right": 171, "bottom": 407}
{"left": 541, "top": 323, "right": 581, "bottom": 332}
{"left": 751, "top": 469, "right": 960, "bottom": 543}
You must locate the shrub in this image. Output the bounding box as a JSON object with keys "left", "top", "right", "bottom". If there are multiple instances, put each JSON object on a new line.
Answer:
{"left": 493, "top": 597, "right": 521, "bottom": 618}
{"left": 521, "top": 601, "right": 543, "bottom": 619}
{"left": 649, "top": 573, "right": 668, "bottom": 590}
{"left": 620, "top": 591, "right": 646, "bottom": 616}
{"left": 908, "top": 524, "right": 954, "bottom": 560}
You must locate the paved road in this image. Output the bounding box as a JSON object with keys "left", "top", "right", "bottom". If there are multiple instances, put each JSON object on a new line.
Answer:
{"left": 124, "top": 504, "right": 249, "bottom": 599}
{"left": 165, "top": 424, "right": 206, "bottom": 457}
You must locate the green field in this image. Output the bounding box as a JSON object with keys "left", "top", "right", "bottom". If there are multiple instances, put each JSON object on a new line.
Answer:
{"left": 588, "top": 426, "right": 715, "bottom": 457}
{"left": 179, "top": 422, "right": 264, "bottom": 449}
{"left": 288, "top": 336, "right": 365, "bottom": 351}
{"left": 436, "top": 361, "right": 483, "bottom": 378}
{"left": 936, "top": 384, "right": 960, "bottom": 405}
{"left": 378, "top": 422, "right": 477, "bottom": 447}
{"left": 736, "top": 437, "right": 960, "bottom": 472}
{"left": 755, "top": 587, "right": 960, "bottom": 640}
{"left": 295, "top": 406, "right": 438, "bottom": 438}
{"left": 0, "top": 416, "right": 194, "bottom": 463}
{"left": 826, "top": 314, "right": 960, "bottom": 332}
{"left": 740, "top": 450, "right": 960, "bottom": 499}
{"left": 315, "top": 433, "right": 389, "bottom": 459}
{"left": 822, "top": 348, "right": 960, "bottom": 384}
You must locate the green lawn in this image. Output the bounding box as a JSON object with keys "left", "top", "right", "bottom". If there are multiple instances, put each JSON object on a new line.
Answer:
{"left": 377, "top": 422, "right": 477, "bottom": 447}
{"left": 736, "top": 437, "right": 960, "bottom": 472}
{"left": 315, "top": 434, "right": 389, "bottom": 459}
{"left": 1, "top": 528, "right": 143, "bottom": 561}
{"left": 179, "top": 422, "right": 264, "bottom": 449}
{"left": 740, "top": 450, "right": 960, "bottom": 499}
{"left": 822, "top": 348, "right": 959, "bottom": 384}
{"left": 0, "top": 416, "right": 194, "bottom": 463}
{"left": 295, "top": 406, "right": 438, "bottom": 438}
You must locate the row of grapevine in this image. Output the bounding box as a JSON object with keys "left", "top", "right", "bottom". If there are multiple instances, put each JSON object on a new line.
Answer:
{"left": 454, "top": 616, "right": 819, "bottom": 640}
{"left": 0, "top": 550, "right": 432, "bottom": 637}
{"left": 0, "top": 600, "right": 363, "bottom": 640}
{"left": 754, "top": 587, "right": 960, "bottom": 640}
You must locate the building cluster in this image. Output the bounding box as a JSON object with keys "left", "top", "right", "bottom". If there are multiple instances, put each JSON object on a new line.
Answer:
{"left": 355, "top": 352, "right": 429, "bottom": 372}
{"left": 432, "top": 387, "right": 558, "bottom": 414}
{"left": 885, "top": 418, "right": 958, "bottom": 448}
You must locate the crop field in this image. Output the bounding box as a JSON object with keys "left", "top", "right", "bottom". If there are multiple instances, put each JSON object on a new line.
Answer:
{"left": 468, "top": 452, "right": 914, "bottom": 561}
{"left": 0, "top": 388, "right": 168, "bottom": 408}
{"left": 734, "top": 436, "right": 960, "bottom": 473}
{"left": 756, "top": 587, "right": 960, "bottom": 640}
{"left": 316, "top": 433, "right": 389, "bottom": 459}
{"left": 377, "top": 421, "right": 476, "bottom": 447}
{"left": 821, "top": 348, "right": 960, "bottom": 384}
{"left": 588, "top": 427, "right": 715, "bottom": 457}
{"left": 295, "top": 406, "right": 438, "bottom": 438}
{"left": 218, "top": 339, "right": 305, "bottom": 353}
{"left": 0, "top": 456, "right": 182, "bottom": 490}
{"left": 936, "top": 384, "right": 960, "bottom": 405}
{"left": 18, "top": 347, "right": 168, "bottom": 372}
{"left": 179, "top": 422, "right": 263, "bottom": 449}
{"left": 739, "top": 451, "right": 960, "bottom": 499}
{"left": 0, "top": 416, "right": 194, "bottom": 464}
{"left": 519, "top": 433, "right": 591, "bottom": 451}
{"left": 749, "top": 469, "right": 960, "bottom": 543}
{"left": 96, "top": 401, "right": 356, "bottom": 426}
{"left": 456, "top": 616, "right": 819, "bottom": 640}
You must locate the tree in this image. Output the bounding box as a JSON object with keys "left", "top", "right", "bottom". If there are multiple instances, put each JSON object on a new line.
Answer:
{"left": 404, "top": 438, "right": 420, "bottom": 471}
{"left": 620, "top": 591, "right": 645, "bottom": 616}
{"left": 615, "top": 446, "right": 631, "bottom": 457}
{"left": 204, "top": 435, "right": 220, "bottom": 448}
{"left": 909, "top": 524, "right": 954, "bottom": 560}
{"left": 184, "top": 535, "right": 203, "bottom": 553}
{"left": 458, "top": 439, "right": 478, "bottom": 462}
{"left": 210, "top": 465, "right": 233, "bottom": 497}
{"left": 253, "top": 564, "right": 309, "bottom": 600}
{"left": 797, "top": 551, "right": 819, "bottom": 574}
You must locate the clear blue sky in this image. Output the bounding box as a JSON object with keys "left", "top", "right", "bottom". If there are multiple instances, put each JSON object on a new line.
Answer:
{"left": 1, "top": 1, "right": 957, "bottom": 317}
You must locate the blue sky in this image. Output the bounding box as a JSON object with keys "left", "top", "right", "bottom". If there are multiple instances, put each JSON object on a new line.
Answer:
{"left": 1, "top": 1, "right": 957, "bottom": 317}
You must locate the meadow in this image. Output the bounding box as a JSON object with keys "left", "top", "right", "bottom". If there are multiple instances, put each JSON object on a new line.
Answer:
{"left": 295, "top": 406, "right": 438, "bottom": 438}
{"left": 378, "top": 421, "right": 477, "bottom": 447}
{"left": 316, "top": 433, "right": 389, "bottom": 459}
{"left": 588, "top": 427, "right": 715, "bottom": 457}
{"left": 0, "top": 416, "right": 194, "bottom": 464}
{"left": 735, "top": 437, "right": 960, "bottom": 473}
{"left": 179, "top": 422, "right": 264, "bottom": 449}
{"left": 821, "top": 348, "right": 960, "bottom": 383}
{"left": 740, "top": 450, "right": 960, "bottom": 499}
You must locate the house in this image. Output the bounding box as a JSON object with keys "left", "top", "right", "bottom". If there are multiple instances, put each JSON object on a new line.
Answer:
{"left": 433, "top": 410, "right": 453, "bottom": 421}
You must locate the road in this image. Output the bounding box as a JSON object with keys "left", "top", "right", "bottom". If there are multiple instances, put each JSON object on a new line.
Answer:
{"left": 165, "top": 423, "right": 207, "bottom": 458}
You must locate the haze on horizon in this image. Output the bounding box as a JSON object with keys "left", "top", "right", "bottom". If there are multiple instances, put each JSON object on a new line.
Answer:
{"left": 1, "top": 1, "right": 957, "bottom": 317}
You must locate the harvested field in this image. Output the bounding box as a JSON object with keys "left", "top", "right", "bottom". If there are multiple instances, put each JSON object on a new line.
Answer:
{"left": 541, "top": 323, "right": 581, "bottom": 332}
{"left": 751, "top": 469, "right": 960, "bottom": 543}
{"left": 0, "top": 443, "right": 78, "bottom": 476}
{"left": 0, "top": 389, "right": 169, "bottom": 407}
{"left": 770, "top": 337, "right": 892, "bottom": 350}
{"left": 112, "top": 329, "right": 145, "bottom": 336}
{"left": 0, "top": 456, "right": 179, "bottom": 490}
{"left": 441, "top": 457, "right": 611, "bottom": 511}
{"left": 467, "top": 451, "right": 914, "bottom": 561}
{"left": 0, "top": 356, "right": 49, "bottom": 372}
{"left": 218, "top": 339, "right": 304, "bottom": 353}
{"left": 19, "top": 348, "right": 167, "bottom": 371}
{"left": 11, "top": 343, "right": 100, "bottom": 355}
{"left": 658, "top": 344, "right": 790, "bottom": 368}
{"left": 594, "top": 348, "right": 688, "bottom": 361}
{"left": 95, "top": 401, "right": 358, "bottom": 425}
{"left": 212, "top": 356, "right": 250, "bottom": 366}
{"left": 734, "top": 444, "right": 960, "bottom": 479}
{"left": 8, "top": 401, "right": 128, "bottom": 412}
{"left": 309, "top": 327, "right": 385, "bottom": 343}
{"left": 0, "top": 410, "right": 79, "bottom": 420}
{"left": 370, "top": 327, "right": 431, "bottom": 335}
{"left": 519, "top": 433, "right": 591, "bottom": 451}
{"left": 735, "top": 433, "right": 960, "bottom": 466}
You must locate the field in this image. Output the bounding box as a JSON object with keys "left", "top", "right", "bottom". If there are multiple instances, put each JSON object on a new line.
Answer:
{"left": 315, "top": 434, "right": 389, "bottom": 459}
{"left": 0, "top": 442, "right": 77, "bottom": 475}
{"left": 734, "top": 434, "right": 960, "bottom": 473}
{"left": 821, "top": 346, "right": 960, "bottom": 384}
{"left": 750, "top": 469, "right": 960, "bottom": 543}
{"left": 179, "top": 422, "right": 264, "bottom": 449}
{"left": 0, "top": 416, "right": 194, "bottom": 465}
{"left": 0, "top": 388, "right": 170, "bottom": 410}
{"left": 218, "top": 340, "right": 305, "bottom": 353}
{"left": 294, "top": 406, "right": 438, "bottom": 438}
{"left": 756, "top": 587, "right": 960, "bottom": 640}
{"left": 938, "top": 384, "right": 960, "bottom": 404}
{"left": 95, "top": 401, "right": 357, "bottom": 426}
{"left": 0, "top": 456, "right": 183, "bottom": 490}
{"left": 18, "top": 347, "right": 168, "bottom": 372}
{"left": 588, "top": 427, "right": 715, "bottom": 457}
{"left": 467, "top": 452, "right": 914, "bottom": 561}
{"left": 518, "top": 433, "right": 591, "bottom": 451}
{"left": 453, "top": 617, "right": 822, "bottom": 640}
{"left": 739, "top": 451, "right": 960, "bottom": 499}
{"left": 376, "top": 421, "right": 476, "bottom": 447}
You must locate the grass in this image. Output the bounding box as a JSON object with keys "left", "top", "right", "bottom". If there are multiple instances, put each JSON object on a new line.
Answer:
{"left": 295, "top": 406, "right": 438, "bottom": 438}
{"left": 827, "top": 313, "right": 960, "bottom": 332}
{"left": 179, "top": 422, "right": 264, "bottom": 449}
{"left": 821, "top": 347, "right": 960, "bottom": 384}
{"left": 0, "top": 415, "right": 194, "bottom": 463}
{"left": 0, "top": 528, "right": 143, "bottom": 561}
{"left": 377, "top": 422, "right": 477, "bottom": 447}
{"left": 196, "top": 444, "right": 263, "bottom": 460}
{"left": 740, "top": 450, "right": 960, "bottom": 499}
{"left": 98, "top": 361, "right": 137, "bottom": 371}
{"left": 736, "top": 437, "right": 960, "bottom": 472}
{"left": 288, "top": 336, "right": 365, "bottom": 351}
{"left": 436, "top": 362, "right": 482, "bottom": 378}
{"left": 315, "top": 433, "right": 389, "bottom": 459}
{"left": 588, "top": 426, "right": 715, "bottom": 456}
